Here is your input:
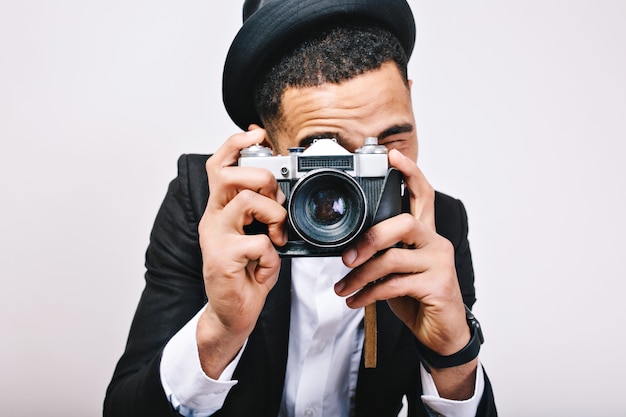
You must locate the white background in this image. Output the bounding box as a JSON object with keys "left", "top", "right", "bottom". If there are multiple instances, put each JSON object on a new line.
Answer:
{"left": 1, "top": 1, "right": 625, "bottom": 416}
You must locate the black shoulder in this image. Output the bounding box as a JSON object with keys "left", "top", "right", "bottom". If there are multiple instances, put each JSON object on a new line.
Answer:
{"left": 175, "top": 154, "right": 211, "bottom": 221}
{"left": 434, "top": 191, "right": 476, "bottom": 307}
{"left": 434, "top": 190, "right": 469, "bottom": 247}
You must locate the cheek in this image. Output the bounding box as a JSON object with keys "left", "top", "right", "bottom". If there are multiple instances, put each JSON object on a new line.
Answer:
{"left": 398, "top": 141, "right": 418, "bottom": 162}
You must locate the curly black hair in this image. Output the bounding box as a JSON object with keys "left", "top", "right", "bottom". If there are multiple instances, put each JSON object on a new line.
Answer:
{"left": 253, "top": 20, "right": 409, "bottom": 137}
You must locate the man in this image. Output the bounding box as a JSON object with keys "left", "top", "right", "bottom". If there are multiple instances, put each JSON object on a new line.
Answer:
{"left": 104, "top": 0, "right": 497, "bottom": 416}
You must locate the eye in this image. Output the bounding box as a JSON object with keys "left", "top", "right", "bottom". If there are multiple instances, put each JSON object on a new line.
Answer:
{"left": 376, "top": 124, "right": 414, "bottom": 148}
{"left": 298, "top": 138, "right": 315, "bottom": 149}
{"left": 378, "top": 135, "right": 407, "bottom": 147}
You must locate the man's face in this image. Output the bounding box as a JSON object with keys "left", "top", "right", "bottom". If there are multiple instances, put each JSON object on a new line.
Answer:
{"left": 269, "top": 61, "right": 418, "bottom": 162}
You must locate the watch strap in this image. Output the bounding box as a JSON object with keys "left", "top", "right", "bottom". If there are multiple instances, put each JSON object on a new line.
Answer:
{"left": 415, "top": 305, "right": 484, "bottom": 372}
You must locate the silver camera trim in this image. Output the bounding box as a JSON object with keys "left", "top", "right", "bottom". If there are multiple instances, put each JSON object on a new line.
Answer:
{"left": 238, "top": 137, "right": 399, "bottom": 256}
{"left": 238, "top": 138, "right": 389, "bottom": 179}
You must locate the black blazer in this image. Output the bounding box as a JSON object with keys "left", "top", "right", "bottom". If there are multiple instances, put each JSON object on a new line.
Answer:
{"left": 104, "top": 154, "right": 497, "bottom": 416}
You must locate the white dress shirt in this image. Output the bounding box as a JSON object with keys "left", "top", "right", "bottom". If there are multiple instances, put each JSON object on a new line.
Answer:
{"left": 160, "top": 257, "right": 484, "bottom": 417}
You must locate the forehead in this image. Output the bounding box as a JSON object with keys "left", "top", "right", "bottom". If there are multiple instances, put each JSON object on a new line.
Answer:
{"left": 274, "top": 62, "right": 414, "bottom": 150}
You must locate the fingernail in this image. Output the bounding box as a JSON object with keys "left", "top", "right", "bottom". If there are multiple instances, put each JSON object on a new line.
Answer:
{"left": 343, "top": 248, "right": 357, "bottom": 265}
{"left": 276, "top": 189, "right": 286, "bottom": 205}
{"left": 334, "top": 280, "right": 345, "bottom": 294}
{"left": 390, "top": 148, "right": 406, "bottom": 160}
{"left": 346, "top": 295, "right": 355, "bottom": 308}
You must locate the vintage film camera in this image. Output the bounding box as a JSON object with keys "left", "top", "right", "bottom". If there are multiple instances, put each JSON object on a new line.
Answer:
{"left": 239, "top": 138, "right": 404, "bottom": 257}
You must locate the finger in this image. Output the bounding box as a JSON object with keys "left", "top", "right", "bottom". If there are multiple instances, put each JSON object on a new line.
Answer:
{"left": 204, "top": 232, "right": 279, "bottom": 279}
{"left": 234, "top": 233, "right": 282, "bottom": 285}
{"left": 207, "top": 129, "right": 268, "bottom": 172}
{"left": 336, "top": 246, "right": 428, "bottom": 297}
{"left": 208, "top": 165, "right": 285, "bottom": 208}
{"left": 342, "top": 213, "right": 431, "bottom": 268}
{"left": 338, "top": 255, "right": 455, "bottom": 307}
{"left": 221, "top": 189, "right": 288, "bottom": 246}
{"left": 339, "top": 242, "right": 459, "bottom": 310}
{"left": 205, "top": 128, "right": 285, "bottom": 209}
{"left": 388, "top": 149, "right": 435, "bottom": 229}
{"left": 343, "top": 273, "right": 419, "bottom": 309}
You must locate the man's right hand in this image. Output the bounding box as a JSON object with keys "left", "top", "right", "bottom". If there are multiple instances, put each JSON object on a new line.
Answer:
{"left": 196, "top": 128, "right": 287, "bottom": 379}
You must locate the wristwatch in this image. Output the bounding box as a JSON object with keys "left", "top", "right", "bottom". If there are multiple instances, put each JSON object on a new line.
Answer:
{"left": 415, "top": 305, "right": 484, "bottom": 372}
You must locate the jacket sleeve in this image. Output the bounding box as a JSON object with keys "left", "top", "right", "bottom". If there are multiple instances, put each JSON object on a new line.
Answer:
{"left": 431, "top": 192, "right": 498, "bottom": 416}
{"left": 104, "top": 154, "right": 210, "bottom": 417}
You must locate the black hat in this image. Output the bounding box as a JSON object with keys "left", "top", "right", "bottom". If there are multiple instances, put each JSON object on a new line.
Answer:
{"left": 222, "top": 0, "right": 416, "bottom": 130}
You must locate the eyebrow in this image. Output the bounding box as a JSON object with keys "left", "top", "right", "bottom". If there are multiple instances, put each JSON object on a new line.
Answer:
{"left": 377, "top": 123, "right": 414, "bottom": 141}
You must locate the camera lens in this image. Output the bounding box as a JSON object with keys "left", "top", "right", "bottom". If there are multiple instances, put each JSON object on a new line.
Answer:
{"left": 289, "top": 169, "right": 367, "bottom": 248}
{"left": 307, "top": 189, "right": 345, "bottom": 225}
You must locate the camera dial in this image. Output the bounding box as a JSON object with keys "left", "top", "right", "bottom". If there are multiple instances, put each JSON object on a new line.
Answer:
{"left": 356, "top": 137, "right": 388, "bottom": 154}
{"left": 239, "top": 144, "right": 272, "bottom": 157}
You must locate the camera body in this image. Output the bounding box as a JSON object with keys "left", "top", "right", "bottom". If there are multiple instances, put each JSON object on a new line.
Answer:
{"left": 239, "top": 138, "right": 403, "bottom": 257}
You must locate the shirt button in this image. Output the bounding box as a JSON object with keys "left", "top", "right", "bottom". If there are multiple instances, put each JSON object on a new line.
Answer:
{"left": 304, "top": 409, "right": 314, "bottom": 417}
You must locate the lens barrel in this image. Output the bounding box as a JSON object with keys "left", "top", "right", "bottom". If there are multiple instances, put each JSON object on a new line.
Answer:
{"left": 288, "top": 169, "right": 367, "bottom": 248}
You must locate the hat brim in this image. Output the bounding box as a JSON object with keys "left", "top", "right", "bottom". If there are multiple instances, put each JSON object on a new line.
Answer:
{"left": 222, "top": 0, "right": 416, "bottom": 130}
